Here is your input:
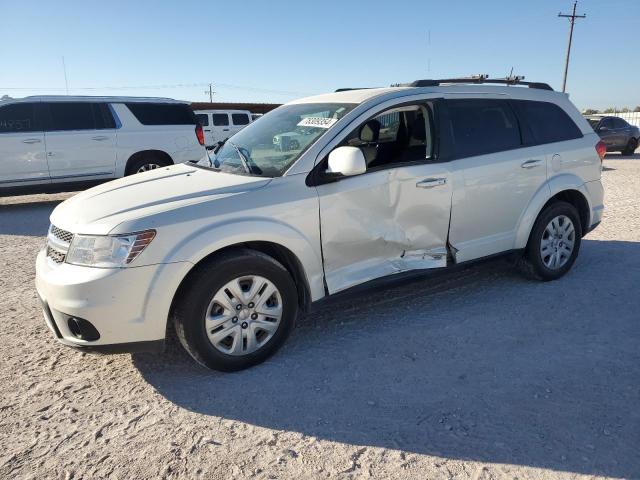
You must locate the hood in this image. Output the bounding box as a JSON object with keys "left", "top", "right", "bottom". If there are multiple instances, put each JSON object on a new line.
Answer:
{"left": 50, "top": 163, "right": 271, "bottom": 234}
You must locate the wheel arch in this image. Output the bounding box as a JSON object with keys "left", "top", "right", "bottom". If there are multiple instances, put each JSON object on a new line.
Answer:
{"left": 515, "top": 175, "right": 592, "bottom": 249}
{"left": 125, "top": 149, "right": 174, "bottom": 175}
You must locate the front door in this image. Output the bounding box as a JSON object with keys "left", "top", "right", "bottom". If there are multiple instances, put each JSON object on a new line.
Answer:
{"left": 43, "top": 102, "right": 116, "bottom": 182}
{"left": 316, "top": 103, "right": 452, "bottom": 293}
{"left": 0, "top": 102, "right": 49, "bottom": 187}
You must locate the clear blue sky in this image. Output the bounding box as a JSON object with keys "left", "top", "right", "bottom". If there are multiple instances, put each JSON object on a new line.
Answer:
{"left": 1, "top": 0, "right": 638, "bottom": 110}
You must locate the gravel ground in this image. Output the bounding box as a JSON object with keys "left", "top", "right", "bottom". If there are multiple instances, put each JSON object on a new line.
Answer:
{"left": 1, "top": 153, "right": 639, "bottom": 480}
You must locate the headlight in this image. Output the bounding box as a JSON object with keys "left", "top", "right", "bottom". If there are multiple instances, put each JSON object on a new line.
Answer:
{"left": 66, "top": 230, "right": 156, "bottom": 268}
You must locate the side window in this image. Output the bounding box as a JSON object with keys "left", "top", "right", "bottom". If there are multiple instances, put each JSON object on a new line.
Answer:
{"left": 447, "top": 99, "right": 521, "bottom": 158}
{"left": 92, "top": 103, "right": 116, "bottom": 130}
{"left": 196, "top": 114, "right": 209, "bottom": 126}
{"left": 0, "top": 103, "right": 39, "bottom": 133}
{"left": 125, "top": 103, "right": 196, "bottom": 125}
{"left": 47, "top": 102, "right": 95, "bottom": 131}
{"left": 232, "top": 113, "right": 250, "bottom": 126}
{"left": 612, "top": 118, "right": 627, "bottom": 129}
{"left": 211, "top": 113, "right": 229, "bottom": 126}
{"left": 514, "top": 100, "right": 582, "bottom": 144}
{"left": 341, "top": 104, "right": 434, "bottom": 169}
{"left": 600, "top": 118, "right": 614, "bottom": 129}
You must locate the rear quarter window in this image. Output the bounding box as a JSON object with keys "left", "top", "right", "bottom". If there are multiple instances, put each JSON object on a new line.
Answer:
{"left": 514, "top": 100, "right": 582, "bottom": 145}
{"left": 125, "top": 103, "right": 196, "bottom": 126}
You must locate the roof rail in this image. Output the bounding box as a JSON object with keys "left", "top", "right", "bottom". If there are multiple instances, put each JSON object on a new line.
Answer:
{"left": 334, "top": 87, "right": 374, "bottom": 92}
{"left": 394, "top": 74, "right": 554, "bottom": 91}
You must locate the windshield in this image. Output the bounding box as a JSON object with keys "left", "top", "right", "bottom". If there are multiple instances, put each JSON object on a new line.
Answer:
{"left": 197, "top": 102, "right": 355, "bottom": 176}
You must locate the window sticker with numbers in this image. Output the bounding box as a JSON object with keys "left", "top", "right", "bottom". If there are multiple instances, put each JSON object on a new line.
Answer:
{"left": 297, "top": 117, "right": 338, "bottom": 128}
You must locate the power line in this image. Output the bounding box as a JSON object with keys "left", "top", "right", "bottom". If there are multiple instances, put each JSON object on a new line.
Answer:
{"left": 558, "top": 1, "right": 586, "bottom": 93}
{"left": 0, "top": 82, "right": 314, "bottom": 97}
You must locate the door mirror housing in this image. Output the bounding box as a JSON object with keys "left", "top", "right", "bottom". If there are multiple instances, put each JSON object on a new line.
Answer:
{"left": 327, "top": 146, "right": 367, "bottom": 177}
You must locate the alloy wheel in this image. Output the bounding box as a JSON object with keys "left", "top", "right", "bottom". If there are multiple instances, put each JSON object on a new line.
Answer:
{"left": 540, "top": 215, "right": 575, "bottom": 269}
{"left": 205, "top": 275, "right": 282, "bottom": 356}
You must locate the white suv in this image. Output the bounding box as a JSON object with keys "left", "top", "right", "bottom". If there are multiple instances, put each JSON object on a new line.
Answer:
{"left": 35, "top": 77, "right": 605, "bottom": 371}
{"left": 0, "top": 96, "right": 205, "bottom": 195}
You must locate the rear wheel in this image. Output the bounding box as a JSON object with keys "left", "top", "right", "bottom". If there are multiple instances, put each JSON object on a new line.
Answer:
{"left": 621, "top": 138, "right": 638, "bottom": 156}
{"left": 172, "top": 249, "right": 298, "bottom": 371}
{"left": 518, "top": 201, "right": 582, "bottom": 281}
{"left": 126, "top": 154, "right": 172, "bottom": 175}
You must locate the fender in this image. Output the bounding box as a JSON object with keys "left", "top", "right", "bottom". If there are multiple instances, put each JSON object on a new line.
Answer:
{"left": 163, "top": 217, "right": 326, "bottom": 302}
{"left": 514, "top": 173, "right": 592, "bottom": 249}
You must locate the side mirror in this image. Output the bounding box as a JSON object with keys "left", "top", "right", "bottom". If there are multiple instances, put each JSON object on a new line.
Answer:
{"left": 327, "top": 146, "right": 366, "bottom": 177}
{"left": 598, "top": 126, "right": 608, "bottom": 132}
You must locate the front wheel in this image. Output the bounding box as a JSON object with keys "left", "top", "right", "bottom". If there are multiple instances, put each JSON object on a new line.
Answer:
{"left": 519, "top": 201, "right": 582, "bottom": 281}
{"left": 172, "top": 249, "right": 298, "bottom": 371}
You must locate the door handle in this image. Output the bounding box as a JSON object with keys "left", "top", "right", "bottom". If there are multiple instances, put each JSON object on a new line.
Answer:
{"left": 22, "top": 138, "right": 41, "bottom": 144}
{"left": 223, "top": 128, "right": 230, "bottom": 131}
{"left": 521, "top": 159, "right": 543, "bottom": 169}
{"left": 416, "top": 177, "right": 447, "bottom": 188}
{"left": 91, "top": 135, "right": 109, "bottom": 141}
{"left": 47, "top": 152, "right": 55, "bottom": 157}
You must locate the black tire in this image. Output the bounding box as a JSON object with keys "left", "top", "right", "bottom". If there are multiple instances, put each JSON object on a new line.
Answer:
{"left": 126, "top": 154, "right": 172, "bottom": 176}
{"left": 621, "top": 138, "right": 638, "bottom": 156}
{"left": 172, "top": 249, "right": 298, "bottom": 371}
{"left": 518, "top": 201, "right": 582, "bottom": 281}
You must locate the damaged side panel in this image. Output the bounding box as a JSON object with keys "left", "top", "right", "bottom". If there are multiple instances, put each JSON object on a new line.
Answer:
{"left": 317, "top": 163, "right": 453, "bottom": 294}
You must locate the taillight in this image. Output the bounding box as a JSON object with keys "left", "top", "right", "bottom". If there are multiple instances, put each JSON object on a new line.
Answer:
{"left": 595, "top": 140, "right": 606, "bottom": 161}
{"left": 195, "top": 124, "right": 205, "bottom": 146}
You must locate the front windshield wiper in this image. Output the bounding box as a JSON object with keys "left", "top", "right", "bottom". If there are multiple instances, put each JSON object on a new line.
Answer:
{"left": 228, "top": 141, "right": 252, "bottom": 175}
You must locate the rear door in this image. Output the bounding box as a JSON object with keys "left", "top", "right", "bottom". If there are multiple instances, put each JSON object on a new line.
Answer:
{"left": 43, "top": 102, "right": 117, "bottom": 182}
{"left": 611, "top": 117, "right": 630, "bottom": 148}
{"left": 444, "top": 98, "right": 548, "bottom": 262}
{"left": 0, "top": 101, "right": 49, "bottom": 187}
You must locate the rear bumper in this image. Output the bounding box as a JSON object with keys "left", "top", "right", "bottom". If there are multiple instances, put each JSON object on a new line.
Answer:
{"left": 35, "top": 249, "right": 189, "bottom": 352}
{"left": 584, "top": 179, "right": 604, "bottom": 230}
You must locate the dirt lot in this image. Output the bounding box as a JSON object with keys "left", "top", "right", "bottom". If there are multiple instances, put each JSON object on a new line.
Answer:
{"left": 1, "top": 154, "right": 639, "bottom": 480}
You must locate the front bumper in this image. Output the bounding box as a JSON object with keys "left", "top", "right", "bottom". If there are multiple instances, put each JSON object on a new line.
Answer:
{"left": 35, "top": 249, "right": 190, "bottom": 352}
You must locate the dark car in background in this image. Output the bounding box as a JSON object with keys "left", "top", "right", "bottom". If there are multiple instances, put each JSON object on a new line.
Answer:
{"left": 585, "top": 115, "right": 639, "bottom": 155}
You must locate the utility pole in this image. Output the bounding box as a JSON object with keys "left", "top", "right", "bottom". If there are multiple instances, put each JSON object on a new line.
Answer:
{"left": 558, "top": 1, "right": 586, "bottom": 93}
{"left": 205, "top": 83, "right": 214, "bottom": 102}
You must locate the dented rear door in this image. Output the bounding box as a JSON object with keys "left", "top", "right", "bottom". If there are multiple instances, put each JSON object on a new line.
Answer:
{"left": 318, "top": 162, "right": 452, "bottom": 294}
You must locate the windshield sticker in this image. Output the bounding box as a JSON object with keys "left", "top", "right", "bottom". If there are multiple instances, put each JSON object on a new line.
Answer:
{"left": 297, "top": 117, "right": 337, "bottom": 129}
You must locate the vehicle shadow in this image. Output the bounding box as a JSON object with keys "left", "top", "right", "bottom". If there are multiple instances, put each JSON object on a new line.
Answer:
{"left": 133, "top": 239, "right": 640, "bottom": 478}
{"left": 605, "top": 152, "right": 639, "bottom": 160}
{"left": 0, "top": 200, "right": 63, "bottom": 236}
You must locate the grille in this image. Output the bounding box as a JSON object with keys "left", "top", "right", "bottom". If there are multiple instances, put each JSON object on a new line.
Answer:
{"left": 50, "top": 225, "right": 73, "bottom": 244}
{"left": 46, "top": 246, "right": 66, "bottom": 264}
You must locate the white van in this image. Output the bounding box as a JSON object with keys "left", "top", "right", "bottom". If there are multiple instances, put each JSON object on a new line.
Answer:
{"left": 0, "top": 96, "right": 205, "bottom": 195}
{"left": 194, "top": 109, "right": 252, "bottom": 148}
